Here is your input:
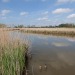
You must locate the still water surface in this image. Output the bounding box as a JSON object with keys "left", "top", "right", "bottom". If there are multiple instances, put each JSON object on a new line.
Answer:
{"left": 11, "top": 31, "right": 75, "bottom": 75}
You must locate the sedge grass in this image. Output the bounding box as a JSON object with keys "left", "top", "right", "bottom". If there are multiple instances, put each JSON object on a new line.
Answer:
{"left": 0, "top": 29, "right": 28, "bottom": 75}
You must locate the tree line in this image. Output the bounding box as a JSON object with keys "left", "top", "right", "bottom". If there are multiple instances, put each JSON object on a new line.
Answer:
{"left": 0, "top": 23, "right": 75, "bottom": 28}
{"left": 14, "top": 23, "right": 75, "bottom": 28}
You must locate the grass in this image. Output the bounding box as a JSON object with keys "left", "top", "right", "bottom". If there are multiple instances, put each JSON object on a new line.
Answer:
{"left": 19, "top": 28, "right": 75, "bottom": 37}
{"left": 0, "top": 29, "right": 28, "bottom": 75}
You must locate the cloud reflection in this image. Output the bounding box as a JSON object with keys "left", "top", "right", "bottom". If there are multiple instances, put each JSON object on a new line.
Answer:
{"left": 52, "top": 42, "right": 70, "bottom": 47}
{"left": 67, "top": 38, "right": 75, "bottom": 42}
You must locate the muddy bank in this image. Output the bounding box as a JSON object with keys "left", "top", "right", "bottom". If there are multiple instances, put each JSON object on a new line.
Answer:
{"left": 22, "top": 52, "right": 31, "bottom": 75}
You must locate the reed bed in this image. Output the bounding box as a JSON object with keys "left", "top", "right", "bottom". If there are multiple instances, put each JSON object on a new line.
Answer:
{"left": 0, "top": 29, "right": 28, "bottom": 75}
{"left": 20, "top": 28, "right": 75, "bottom": 36}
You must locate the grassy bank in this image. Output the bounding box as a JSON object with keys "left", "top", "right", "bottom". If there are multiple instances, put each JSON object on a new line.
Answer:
{"left": 20, "top": 28, "right": 75, "bottom": 37}
{"left": 0, "top": 29, "right": 28, "bottom": 75}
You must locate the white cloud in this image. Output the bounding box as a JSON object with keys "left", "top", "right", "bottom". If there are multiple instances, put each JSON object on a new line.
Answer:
{"left": 2, "top": 0, "right": 10, "bottom": 2}
{"left": 0, "top": 9, "right": 11, "bottom": 16}
{"left": 57, "top": 0, "right": 75, "bottom": 4}
{"left": 42, "top": 11, "right": 49, "bottom": 15}
{"left": 52, "top": 8, "right": 72, "bottom": 14}
{"left": 20, "top": 12, "right": 28, "bottom": 16}
{"left": 37, "top": 17, "right": 48, "bottom": 21}
{"left": 67, "top": 14, "right": 75, "bottom": 18}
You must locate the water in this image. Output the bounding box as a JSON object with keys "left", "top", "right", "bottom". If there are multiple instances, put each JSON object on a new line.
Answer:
{"left": 11, "top": 31, "right": 75, "bottom": 75}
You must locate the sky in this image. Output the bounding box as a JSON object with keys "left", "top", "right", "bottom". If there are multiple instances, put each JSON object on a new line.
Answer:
{"left": 0, "top": 0, "right": 75, "bottom": 26}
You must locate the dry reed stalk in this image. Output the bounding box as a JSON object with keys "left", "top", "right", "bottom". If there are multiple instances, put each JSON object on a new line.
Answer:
{"left": 0, "top": 29, "right": 28, "bottom": 75}
{"left": 20, "top": 28, "right": 75, "bottom": 36}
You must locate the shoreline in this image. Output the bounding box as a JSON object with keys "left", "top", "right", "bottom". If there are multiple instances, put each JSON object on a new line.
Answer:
{"left": 1, "top": 28, "right": 75, "bottom": 37}
{"left": 19, "top": 28, "right": 75, "bottom": 37}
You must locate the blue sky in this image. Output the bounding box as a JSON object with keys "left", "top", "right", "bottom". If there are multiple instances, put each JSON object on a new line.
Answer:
{"left": 0, "top": 0, "right": 75, "bottom": 26}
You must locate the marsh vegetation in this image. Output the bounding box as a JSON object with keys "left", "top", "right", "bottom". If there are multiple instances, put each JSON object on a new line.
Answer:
{"left": 0, "top": 27, "right": 75, "bottom": 75}
{"left": 20, "top": 28, "right": 75, "bottom": 37}
{"left": 0, "top": 29, "right": 28, "bottom": 75}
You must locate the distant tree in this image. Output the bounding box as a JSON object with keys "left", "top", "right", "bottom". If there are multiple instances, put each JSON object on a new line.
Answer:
{"left": 14, "top": 23, "right": 75, "bottom": 28}
{"left": 14, "top": 25, "right": 25, "bottom": 28}
{"left": 14, "top": 26, "right": 18, "bottom": 28}
{"left": 58, "top": 23, "right": 75, "bottom": 28}
{"left": 31, "top": 25, "right": 35, "bottom": 28}
{"left": 18, "top": 25, "right": 24, "bottom": 28}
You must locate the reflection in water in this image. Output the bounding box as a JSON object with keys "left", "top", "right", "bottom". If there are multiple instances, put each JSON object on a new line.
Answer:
{"left": 11, "top": 32, "right": 75, "bottom": 75}
{"left": 67, "top": 38, "right": 75, "bottom": 42}
{"left": 52, "top": 42, "right": 70, "bottom": 47}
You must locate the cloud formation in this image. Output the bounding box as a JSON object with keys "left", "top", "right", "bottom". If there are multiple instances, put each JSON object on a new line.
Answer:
{"left": 0, "top": 0, "right": 75, "bottom": 25}
{"left": 0, "top": 9, "right": 11, "bottom": 16}
{"left": 67, "top": 14, "right": 75, "bottom": 18}
{"left": 52, "top": 8, "right": 72, "bottom": 14}
{"left": 37, "top": 17, "right": 48, "bottom": 21}
{"left": 20, "top": 12, "right": 28, "bottom": 16}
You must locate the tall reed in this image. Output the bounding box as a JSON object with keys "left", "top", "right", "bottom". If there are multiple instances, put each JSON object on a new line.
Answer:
{"left": 20, "top": 28, "right": 75, "bottom": 37}
{"left": 0, "top": 29, "right": 28, "bottom": 75}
